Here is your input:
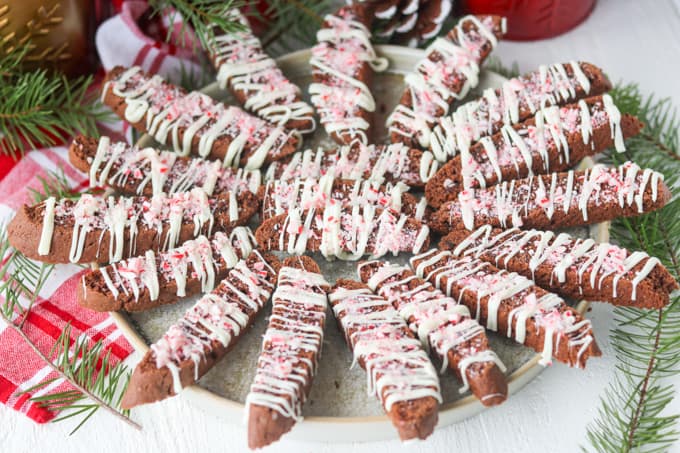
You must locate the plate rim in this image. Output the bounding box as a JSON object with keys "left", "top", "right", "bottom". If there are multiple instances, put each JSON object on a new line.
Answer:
{"left": 111, "top": 44, "right": 609, "bottom": 439}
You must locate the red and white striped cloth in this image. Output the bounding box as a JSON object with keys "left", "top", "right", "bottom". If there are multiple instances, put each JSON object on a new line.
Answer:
{"left": 96, "top": 0, "right": 202, "bottom": 83}
{"left": 0, "top": 0, "right": 199, "bottom": 423}
{"left": 0, "top": 146, "right": 134, "bottom": 423}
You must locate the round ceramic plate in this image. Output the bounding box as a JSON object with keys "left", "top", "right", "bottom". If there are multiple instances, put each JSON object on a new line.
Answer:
{"left": 111, "top": 45, "right": 608, "bottom": 442}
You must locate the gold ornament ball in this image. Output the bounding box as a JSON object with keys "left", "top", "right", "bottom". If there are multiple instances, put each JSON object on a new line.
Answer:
{"left": 0, "top": 0, "right": 96, "bottom": 76}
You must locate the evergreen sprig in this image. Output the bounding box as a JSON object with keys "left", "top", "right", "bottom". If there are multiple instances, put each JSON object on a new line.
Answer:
{"left": 583, "top": 84, "right": 680, "bottom": 452}
{"left": 0, "top": 49, "right": 111, "bottom": 158}
{"left": 484, "top": 56, "right": 520, "bottom": 80}
{"left": 28, "top": 168, "right": 82, "bottom": 204}
{"left": 260, "top": 0, "right": 335, "bottom": 54}
{"left": 148, "top": 0, "right": 247, "bottom": 50}
{"left": 24, "top": 324, "right": 135, "bottom": 435}
{"left": 0, "top": 226, "right": 140, "bottom": 434}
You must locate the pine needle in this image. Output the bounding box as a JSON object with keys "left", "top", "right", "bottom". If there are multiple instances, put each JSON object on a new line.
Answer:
{"left": 260, "top": 0, "right": 335, "bottom": 55}
{"left": 0, "top": 47, "right": 113, "bottom": 158}
{"left": 484, "top": 56, "right": 521, "bottom": 79}
{"left": 28, "top": 168, "right": 80, "bottom": 204}
{"left": 147, "top": 0, "right": 248, "bottom": 50}
{"left": 0, "top": 223, "right": 139, "bottom": 434}
{"left": 582, "top": 83, "right": 680, "bottom": 452}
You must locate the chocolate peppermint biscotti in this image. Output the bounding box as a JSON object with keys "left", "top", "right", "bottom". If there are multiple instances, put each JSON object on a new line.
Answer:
{"left": 79, "top": 228, "right": 257, "bottom": 312}
{"left": 259, "top": 176, "right": 429, "bottom": 221}
{"left": 427, "top": 61, "right": 612, "bottom": 161}
{"left": 246, "top": 256, "right": 329, "bottom": 449}
{"left": 387, "top": 15, "right": 505, "bottom": 148}
{"left": 255, "top": 205, "right": 430, "bottom": 260}
{"left": 410, "top": 249, "right": 601, "bottom": 368}
{"left": 69, "top": 135, "right": 261, "bottom": 197}
{"left": 425, "top": 95, "right": 644, "bottom": 208}
{"left": 8, "top": 188, "right": 258, "bottom": 264}
{"left": 120, "top": 250, "right": 280, "bottom": 409}
{"left": 329, "top": 280, "right": 441, "bottom": 440}
{"left": 429, "top": 162, "right": 670, "bottom": 233}
{"left": 205, "top": 10, "right": 315, "bottom": 133}
{"left": 309, "top": 5, "right": 388, "bottom": 145}
{"left": 358, "top": 260, "right": 508, "bottom": 406}
{"left": 264, "top": 142, "right": 439, "bottom": 188}
{"left": 102, "top": 66, "right": 299, "bottom": 169}
{"left": 441, "top": 226, "right": 679, "bottom": 309}
{"left": 369, "top": 0, "right": 453, "bottom": 46}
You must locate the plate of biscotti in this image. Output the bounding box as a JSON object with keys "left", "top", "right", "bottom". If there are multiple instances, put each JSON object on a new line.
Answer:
{"left": 8, "top": 6, "right": 678, "bottom": 448}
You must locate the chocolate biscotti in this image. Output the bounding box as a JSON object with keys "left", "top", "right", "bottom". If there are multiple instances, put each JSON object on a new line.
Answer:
{"left": 427, "top": 61, "right": 612, "bottom": 161}
{"left": 369, "top": 0, "right": 453, "bottom": 46}
{"left": 358, "top": 260, "right": 508, "bottom": 405}
{"left": 255, "top": 205, "right": 430, "bottom": 260}
{"left": 429, "top": 162, "right": 670, "bottom": 233}
{"left": 120, "top": 249, "right": 280, "bottom": 409}
{"left": 69, "top": 135, "right": 261, "bottom": 197}
{"left": 246, "top": 256, "right": 330, "bottom": 449}
{"left": 387, "top": 15, "right": 505, "bottom": 148}
{"left": 410, "top": 250, "right": 601, "bottom": 368}
{"left": 102, "top": 66, "right": 299, "bottom": 169}
{"left": 329, "top": 280, "right": 441, "bottom": 440}
{"left": 8, "top": 188, "right": 258, "bottom": 264}
{"left": 309, "top": 5, "right": 388, "bottom": 145}
{"left": 259, "top": 176, "right": 429, "bottom": 221}
{"left": 205, "top": 10, "right": 315, "bottom": 133}
{"left": 79, "top": 228, "right": 257, "bottom": 312}
{"left": 441, "top": 225, "right": 679, "bottom": 309}
{"left": 425, "top": 95, "right": 644, "bottom": 208}
{"left": 264, "top": 142, "right": 439, "bottom": 188}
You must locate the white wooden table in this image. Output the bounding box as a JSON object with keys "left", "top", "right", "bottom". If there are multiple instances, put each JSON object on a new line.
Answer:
{"left": 3, "top": 0, "right": 680, "bottom": 451}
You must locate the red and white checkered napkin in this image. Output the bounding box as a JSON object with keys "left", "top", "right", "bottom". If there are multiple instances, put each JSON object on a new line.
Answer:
{"left": 96, "top": 0, "right": 202, "bottom": 82}
{"left": 0, "top": 147, "right": 133, "bottom": 423}
{"left": 0, "top": 0, "right": 204, "bottom": 423}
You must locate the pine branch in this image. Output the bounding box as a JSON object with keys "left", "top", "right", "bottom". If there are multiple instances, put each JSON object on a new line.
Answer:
{"left": 260, "top": 0, "right": 335, "bottom": 55}
{"left": 583, "top": 83, "right": 680, "bottom": 452}
{"left": 28, "top": 168, "right": 81, "bottom": 204}
{"left": 0, "top": 47, "right": 113, "bottom": 158}
{"left": 23, "top": 323, "right": 137, "bottom": 435}
{"left": 9, "top": 315, "right": 140, "bottom": 434}
{"left": 485, "top": 56, "right": 521, "bottom": 79}
{"left": 0, "top": 182, "right": 138, "bottom": 433}
{"left": 148, "top": 0, "right": 247, "bottom": 50}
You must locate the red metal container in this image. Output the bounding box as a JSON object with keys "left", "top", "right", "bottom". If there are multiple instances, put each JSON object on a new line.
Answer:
{"left": 459, "top": 0, "right": 596, "bottom": 41}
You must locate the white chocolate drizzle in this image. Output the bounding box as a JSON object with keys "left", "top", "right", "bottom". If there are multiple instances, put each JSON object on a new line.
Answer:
{"left": 265, "top": 143, "right": 438, "bottom": 187}
{"left": 458, "top": 95, "right": 625, "bottom": 190}
{"left": 87, "top": 136, "right": 261, "bottom": 196}
{"left": 91, "top": 227, "right": 256, "bottom": 303}
{"left": 262, "top": 176, "right": 423, "bottom": 220}
{"left": 245, "top": 265, "right": 328, "bottom": 422}
{"left": 428, "top": 62, "right": 597, "bottom": 161}
{"left": 387, "top": 15, "right": 500, "bottom": 147}
{"left": 359, "top": 260, "right": 505, "bottom": 391}
{"left": 38, "top": 197, "right": 56, "bottom": 255}
{"left": 410, "top": 249, "right": 595, "bottom": 366}
{"left": 309, "top": 8, "right": 388, "bottom": 144}
{"left": 275, "top": 204, "right": 429, "bottom": 260}
{"left": 206, "top": 11, "right": 315, "bottom": 132}
{"left": 452, "top": 161, "right": 664, "bottom": 230}
{"left": 329, "top": 286, "right": 442, "bottom": 410}
{"left": 41, "top": 188, "right": 236, "bottom": 263}
{"left": 102, "top": 66, "right": 296, "bottom": 169}
{"left": 151, "top": 250, "right": 276, "bottom": 394}
{"left": 451, "top": 225, "right": 664, "bottom": 302}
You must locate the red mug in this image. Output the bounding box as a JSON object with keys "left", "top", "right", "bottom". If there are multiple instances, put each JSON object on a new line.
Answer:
{"left": 459, "top": 0, "right": 596, "bottom": 41}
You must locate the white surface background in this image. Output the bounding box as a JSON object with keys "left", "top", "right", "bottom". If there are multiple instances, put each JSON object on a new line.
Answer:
{"left": 3, "top": 0, "right": 680, "bottom": 452}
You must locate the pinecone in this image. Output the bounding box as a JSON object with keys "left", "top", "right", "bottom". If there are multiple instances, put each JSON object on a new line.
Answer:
{"left": 351, "top": 0, "right": 454, "bottom": 46}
